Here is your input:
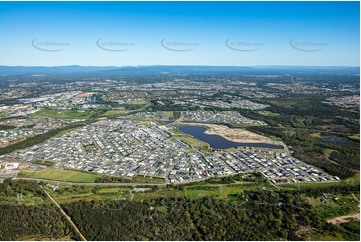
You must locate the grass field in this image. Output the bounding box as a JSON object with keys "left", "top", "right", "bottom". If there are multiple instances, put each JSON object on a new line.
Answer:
{"left": 298, "top": 228, "right": 347, "bottom": 241}
{"left": 84, "top": 144, "right": 97, "bottom": 152}
{"left": 348, "top": 135, "right": 360, "bottom": 141}
{"left": 171, "top": 128, "right": 183, "bottom": 135}
{"left": 258, "top": 111, "right": 280, "bottom": 117}
{"left": 179, "top": 135, "right": 210, "bottom": 149}
{"left": 182, "top": 182, "right": 273, "bottom": 199}
{"left": 131, "top": 175, "right": 166, "bottom": 184}
{"left": 306, "top": 193, "right": 360, "bottom": 219}
{"left": 160, "top": 111, "right": 174, "bottom": 117}
{"left": 47, "top": 178, "right": 271, "bottom": 204}
{"left": 278, "top": 173, "right": 360, "bottom": 190}
{"left": 310, "top": 132, "right": 322, "bottom": 138}
{"left": 322, "top": 148, "right": 338, "bottom": 164}
{"left": 127, "top": 99, "right": 148, "bottom": 105}
{"left": 171, "top": 128, "right": 211, "bottom": 152}
{"left": 19, "top": 168, "right": 102, "bottom": 183}
{"left": 101, "top": 108, "right": 125, "bottom": 117}
{"left": 32, "top": 109, "right": 94, "bottom": 119}
{"left": 20, "top": 236, "right": 74, "bottom": 241}
{"left": 278, "top": 181, "right": 345, "bottom": 190}
{"left": 343, "top": 173, "right": 360, "bottom": 185}
{"left": 0, "top": 192, "right": 48, "bottom": 206}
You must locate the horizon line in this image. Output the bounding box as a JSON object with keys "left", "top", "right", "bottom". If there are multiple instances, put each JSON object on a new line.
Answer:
{"left": 0, "top": 65, "right": 360, "bottom": 68}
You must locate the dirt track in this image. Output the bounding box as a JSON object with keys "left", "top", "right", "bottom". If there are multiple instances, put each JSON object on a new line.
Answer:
{"left": 327, "top": 211, "right": 360, "bottom": 224}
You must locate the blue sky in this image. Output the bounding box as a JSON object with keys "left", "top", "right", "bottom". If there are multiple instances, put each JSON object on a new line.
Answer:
{"left": 0, "top": 1, "right": 359, "bottom": 66}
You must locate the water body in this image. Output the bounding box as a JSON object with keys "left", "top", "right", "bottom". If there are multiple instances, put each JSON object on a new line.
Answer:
{"left": 92, "top": 96, "right": 98, "bottom": 103}
{"left": 16, "top": 99, "right": 28, "bottom": 103}
{"left": 177, "top": 125, "right": 283, "bottom": 150}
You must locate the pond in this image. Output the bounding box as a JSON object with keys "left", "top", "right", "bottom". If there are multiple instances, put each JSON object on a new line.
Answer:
{"left": 92, "top": 96, "right": 98, "bottom": 103}
{"left": 177, "top": 125, "right": 283, "bottom": 150}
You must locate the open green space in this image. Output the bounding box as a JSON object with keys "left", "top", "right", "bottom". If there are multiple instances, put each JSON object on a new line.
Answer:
{"left": 127, "top": 99, "right": 148, "bottom": 105}
{"left": 298, "top": 225, "right": 359, "bottom": 241}
{"left": 49, "top": 185, "right": 130, "bottom": 203}
{"left": 19, "top": 236, "right": 74, "bottom": 241}
{"left": 0, "top": 192, "right": 47, "bottom": 206}
{"left": 348, "top": 134, "right": 360, "bottom": 141}
{"left": 278, "top": 173, "right": 360, "bottom": 190}
{"left": 179, "top": 135, "right": 209, "bottom": 149}
{"left": 171, "top": 127, "right": 212, "bottom": 153}
{"left": 258, "top": 111, "right": 280, "bottom": 117}
{"left": 160, "top": 111, "right": 174, "bottom": 117}
{"left": 84, "top": 144, "right": 97, "bottom": 152}
{"left": 100, "top": 107, "right": 126, "bottom": 117}
{"left": 32, "top": 109, "right": 96, "bottom": 119}
{"left": 19, "top": 168, "right": 102, "bottom": 183}
{"left": 47, "top": 177, "right": 273, "bottom": 204}
{"left": 310, "top": 132, "right": 322, "bottom": 138}
{"left": 306, "top": 193, "right": 359, "bottom": 218}
{"left": 131, "top": 175, "right": 166, "bottom": 184}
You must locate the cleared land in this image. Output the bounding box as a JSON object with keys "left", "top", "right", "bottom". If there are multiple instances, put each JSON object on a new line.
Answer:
{"left": 48, "top": 180, "right": 273, "bottom": 204}
{"left": 328, "top": 211, "right": 360, "bottom": 224}
{"left": 32, "top": 109, "right": 94, "bottom": 119}
{"left": 101, "top": 108, "right": 125, "bottom": 117}
{"left": 258, "top": 111, "right": 280, "bottom": 117}
{"left": 127, "top": 99, "right": 148, "bottom": 105}
{"left": 19, "top": 168, "right": 102, "bottom": 183}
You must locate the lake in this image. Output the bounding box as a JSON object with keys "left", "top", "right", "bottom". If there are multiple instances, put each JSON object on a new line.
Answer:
{"left": 177, "top": 125, "right": 283, "bottom": 150}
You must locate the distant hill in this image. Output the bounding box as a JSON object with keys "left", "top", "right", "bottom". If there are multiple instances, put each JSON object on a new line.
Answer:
{"left": 0, "top": 65, "right": 359, "bottom": 76}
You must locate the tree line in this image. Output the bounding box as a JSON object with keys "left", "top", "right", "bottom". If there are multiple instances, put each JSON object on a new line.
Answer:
{"left": 61, "top": 190, "right": 348, "bottom": 241}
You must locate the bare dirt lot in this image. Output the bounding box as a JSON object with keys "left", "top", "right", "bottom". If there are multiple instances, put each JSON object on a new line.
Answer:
{"left": 327, "top": 211, "right": 360, "bottom": 224}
